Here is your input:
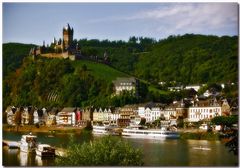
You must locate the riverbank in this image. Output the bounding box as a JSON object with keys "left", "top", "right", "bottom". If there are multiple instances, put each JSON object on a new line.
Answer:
{"left": 178, "top": 129, "right": 220, "bottom": 140}
{"left": 3, "top": 125, "right": 221, "bottom": 140}
{"left": 3, "top": 124, "right": 84, "bottom": 134}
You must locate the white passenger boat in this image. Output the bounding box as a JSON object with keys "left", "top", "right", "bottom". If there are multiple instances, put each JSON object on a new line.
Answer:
{"left": 92, "top": 125, "right": 120, "bottom": 135}
{"left": 36, "top": 144, "right": 55, "bottom": 157}
{"left": 92, "top": 125, "right": 109, "bottom": 135}
{"left": 122, "top": 126, "right": 180, "bottom": 139}
{"left": 20, "top": 133, "right": 37, "bottom": 153}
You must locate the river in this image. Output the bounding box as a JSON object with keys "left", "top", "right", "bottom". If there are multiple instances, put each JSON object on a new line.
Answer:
{"left": 2, "top": 131, "right": 238, "bottom": 167}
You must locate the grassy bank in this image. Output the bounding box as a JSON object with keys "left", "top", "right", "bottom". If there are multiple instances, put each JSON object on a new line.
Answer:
{"left": 3, "top": 124, "right": 84, "bottom": 134}
{"left": 180, "top": 131, "right": 220, "bottom": 141}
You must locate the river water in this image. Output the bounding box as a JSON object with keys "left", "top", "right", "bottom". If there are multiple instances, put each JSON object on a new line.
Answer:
{"left": 2, "top": 131, "right": 238, "bottom": 167}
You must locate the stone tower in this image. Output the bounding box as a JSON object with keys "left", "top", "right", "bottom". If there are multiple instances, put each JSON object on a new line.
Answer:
{"left": 63, "top": 23, "right": 74, "bottom": 51}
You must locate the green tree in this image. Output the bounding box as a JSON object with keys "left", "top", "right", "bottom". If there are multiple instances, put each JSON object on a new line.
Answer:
{"left": 56, "top": 136, "right": 143, "bottom": 166}
{"left": 225, "top": 129, "right": 238, "bottom": 155}
{"left": 211, "top": 116, "right": 238, "bottom": 131}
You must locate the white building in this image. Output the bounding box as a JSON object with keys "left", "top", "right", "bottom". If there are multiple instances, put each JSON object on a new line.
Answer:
{"left": 168, "top": 86, "right": 183, "bottom": 92}
{"left": 93, "top": 108, "right": 99, "bottom": 121}
{"left": 103, "top": 108, "right": 112, "bottom": 121}
{"left": 110, "top": 111, "right": 120, "bottom": 125}
{"left": 21, "top": 107, "right": 29, "bottom": 125}
{"left": 93, "top": 108, "right": 119, "bottom": 124}
{"left": 138, "top": 107, "right": 145, "bottom": 118}
{"left": 113, "top": 77, "right": 138, "bottom": 95}
{"left": 187, "top": 99, "right": 222, "bottom": 122}
{"left": 33, "top": 109, "right": 39, "bottom": 124}
{"left": 185, "top": 85, "right": 201, "bottom": 92}
{"left": 151, "top": 107, "right": 161, "bottom": 121}
{"left": 137, "top": 103, "right": 162, "bottom": 123}
{"left": 162, "top": 107, "right": 177, "bottom": 120}
{"left": 144, "top": 107, "right": 152, "bottom": 122}
{"left": 6, "top": 106, "right": 16, "bottom": 126}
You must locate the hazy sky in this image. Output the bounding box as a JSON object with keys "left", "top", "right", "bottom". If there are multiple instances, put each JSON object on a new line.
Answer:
{"left": 3, "top": 3, "right": 238, "bottom": 45}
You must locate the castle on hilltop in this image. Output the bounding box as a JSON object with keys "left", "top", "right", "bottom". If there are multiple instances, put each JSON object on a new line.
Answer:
{"left": 53, "top": 24, "right": 74, "bottom": 53}
{"left": 30, "top": 24, "right": 80, "bottom": 60}
{"left": 30, "top": 24, "right": 110, "bottom": 63}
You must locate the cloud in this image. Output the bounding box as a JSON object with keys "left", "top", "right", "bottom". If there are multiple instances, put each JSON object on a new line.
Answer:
{"left": 89, "top": 3, "right": 238, "bottom": 36}
{"left": 134, "top": 3, "right": 238, "bottom": 35}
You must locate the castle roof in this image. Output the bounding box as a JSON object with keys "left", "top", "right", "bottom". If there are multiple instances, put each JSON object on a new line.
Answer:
{"left": 113, "top": 77, "right": 136, "bottom": 86}
{"left": 63, "top": 23, "right": 73, "bottom": 32}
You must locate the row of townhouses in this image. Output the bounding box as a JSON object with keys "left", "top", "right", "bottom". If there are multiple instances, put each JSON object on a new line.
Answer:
{"left": 5, "top": 98, "right": 235, "bottom": 128}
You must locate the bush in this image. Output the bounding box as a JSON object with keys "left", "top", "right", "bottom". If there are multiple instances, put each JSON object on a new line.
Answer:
{"left": 56, "top": 135, "right": 143, "bottom": 166}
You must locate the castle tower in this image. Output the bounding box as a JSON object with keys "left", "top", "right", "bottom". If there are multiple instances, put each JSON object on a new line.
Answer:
{"left": 62, "top": 23, "right": 74, "bottom": 51}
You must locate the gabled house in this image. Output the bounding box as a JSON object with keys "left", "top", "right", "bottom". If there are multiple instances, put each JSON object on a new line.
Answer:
{"left": 93, "top": 108, "right": 99, "bottom": 122}
{"left": 187, "top": 98, "right": 222, "bottom": 122}
{"left": 42, "top": 108, "right": 48, "bottom": 123}
{"left": 82, "top": 107, "right": 93, "bottom": 121}
{"left": 5, "top": 106, "right": 17, "bottom": 126}
{"left": 56, "top": 107, "right": 76, "bottom": 126}
{"left": 36, "top": 109, "right": 45, "bottom": 125}
{"left": 117, "top": 105, "right": 137, "bottom": 127}
{"left": 98, "top": 108, "right": 104, "bottom": 122}
{"left": 46, "top": 107, "right": 58, "bottom": 126}
{"left": 175, "top": 99, "right": 188, "bottom": 119}
{"left": 75, "top": 108, "right": 82, "bottom": 124}
{"left": 21, "top": 107, "right": 29, "bottom": 125}
{"left": 221, "top": 99, "right": 231, "bottom": 116}
{"left": 103, "top": 108, "right": 111, "bottom": 122}
{"left": 162, "top": 105, "right": 177, "bottom": 120}
{"left": 110, "top": 108, "right": 120, "bottom": 125}
{"left": 33, "top": 109, "right": 39, "bottom": 124}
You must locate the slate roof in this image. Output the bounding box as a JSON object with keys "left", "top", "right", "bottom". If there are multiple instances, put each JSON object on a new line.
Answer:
{"left": 113, "top": 77, "right": 136, "bottom": 86}
{"left": 60, "top": 107, "right": 77, "bottom": 112}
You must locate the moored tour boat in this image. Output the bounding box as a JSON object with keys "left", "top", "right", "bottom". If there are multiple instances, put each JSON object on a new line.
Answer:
{"left": 122, "top": 126, "right": 180, "bottom": 139}
{"left": 92, "top": 125, "right": 109, "bottom": 135}
{"left": 92, "top": 125, "right": 121, "bottom": 136}
{"left": 20, "top": 133, "right": 37, "bottom": 153}
{"left": 36, "top": 144, "right": 55, "bottom": 157}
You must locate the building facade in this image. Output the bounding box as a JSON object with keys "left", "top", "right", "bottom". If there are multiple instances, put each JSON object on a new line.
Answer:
{"left": 113, "top": 77, "right": 138, "bottom": 95}
{"left": 56, "top": 107, "right": 76, "bottom": 125}
{"left": 187, "top": 99, "right": 222, "bottom": 122}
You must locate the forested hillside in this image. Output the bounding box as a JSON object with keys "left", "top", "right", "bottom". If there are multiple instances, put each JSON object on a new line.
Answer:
{"left": 3, "top": 43, "right": 36, "bottom": 77}
{"left": 134, "top": 34, "right": 238, "bottom": 84}
{"left": 2, "top": 34, "right": 238, "bottom": 110}
{"left": 3, "top": 56, "right": 138, "bottom": 110}
{"left": 75, "top": 34, "right": 237, "bottom": 84}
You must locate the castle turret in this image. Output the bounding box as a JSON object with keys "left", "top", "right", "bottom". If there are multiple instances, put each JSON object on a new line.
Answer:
{"left": 62, "top": 23, "right": 74, "bottom": 51}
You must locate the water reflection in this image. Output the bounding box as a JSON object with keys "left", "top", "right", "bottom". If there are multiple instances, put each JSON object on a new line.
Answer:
{"left": 3, "top": 147, "right": 20, "bottom": 166}
{"left": 19, "top": 151, "right": 28, "bottom": 166}
{"left": 2, "top": 147, "right": 55, "bottom": 167}
{"left": 35, "top": 155, "right": 43, "bottom": 166}
{"left": 3, "top": 131, "right": 238, "bottom": 167}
